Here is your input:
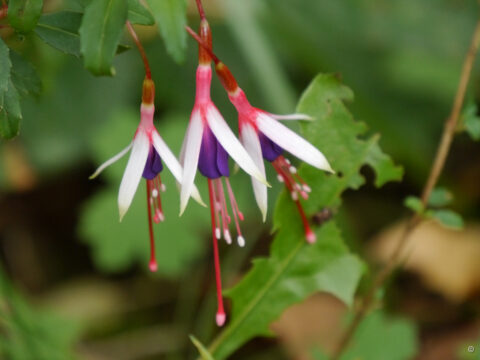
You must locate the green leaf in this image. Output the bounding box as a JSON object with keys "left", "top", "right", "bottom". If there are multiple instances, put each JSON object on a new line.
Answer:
{"left": 0, "top": 80, "right": 22, "bottom": 139}
{"left": 0, "top": 39, "right": 11, "bottom": 96}
{"left": 0, "top": 267, "right": 79, "bottom": 360}
{"left": 145, "top": 0, "right": 187, "bottom": 63}
{"left": 404, "top": 196, "right": 424, "bottom": 214}
{"left": 313, "top": 311, "right": 417, "bottom": 360}
{"left": 207, "top": 74, "right": 401, "bottom": 359}
{"left": 210, "top": 223, "right": 363, "bottom": 359}
{"left": 465, "top": 115, "right": 480, "bottom": 141}
{"left": 428, "top": 187, "right": 453, "bottom": 207}
{"left": 190, "top": 335, "right": 215, "bottom": 360}
{"left": 80, "top": 110, "right": 208, "bottom": 275}
{"left": 365, "top": 140, "right": 403, "bottom": 187}
{"left": 7, "top": 0, "right": 44, "bottom": 33}
{"left": 461, "top": 103, "right": 480, "bottom": 141}
{"left": 127, "top": 0, "right": 154, "bottom": 25}
{"left": 35, "top": 11, "right": 83, "bottom": 57}
{"left": 35, "top": 11, "right": 129, "bottom": 57}
{"left": 9, "top": 51, "right": 41, "bottom": 98}
{"left": 79, "top": 0, "right": 128, "bottom": 76}
{"left": 428, "top": 209, "right": 464, "bottom": 230}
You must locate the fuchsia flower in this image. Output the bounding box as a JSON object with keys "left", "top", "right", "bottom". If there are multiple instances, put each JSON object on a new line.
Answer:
{"left": 186, "top": 31, "right": 334, "bottom": 243}
{"left": 90, "top": 78, "right": 204, "bottom": 271}
{"left": 230, "top": 88, "right": 334, "bottom": 243}
{"left": 180, "top": 20, "right": 268, "bottom": 327}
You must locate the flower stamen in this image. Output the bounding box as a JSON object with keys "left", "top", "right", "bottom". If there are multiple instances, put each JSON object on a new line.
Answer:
{"left": 225, "top": 178, "right": 245, "bottom": 247}
{"left": 149, "top": 176, "right": 165, "bottom": 224}
{"left": 146, "top": 180, "right": 158, "bottom": 272}
{"left": 225, "top": 178, "right": 244, "bottom": 221}
{"left": 215, "top": 179, "right": 232, "bottom": 244}
{"left": 272, "top": 156, "right": 316, "bottom": 243}
{"left": 208, "top": 179, "right": 226, "bottom": 326}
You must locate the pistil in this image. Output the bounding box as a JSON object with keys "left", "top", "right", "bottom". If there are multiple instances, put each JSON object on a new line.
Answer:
{"left": 146, "top": 180, "right": 158, "bottom": 272}
{"left": 208, "top": 179, "right": 226, "bottom": 326}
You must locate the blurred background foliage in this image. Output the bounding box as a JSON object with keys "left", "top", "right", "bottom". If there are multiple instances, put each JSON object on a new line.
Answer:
{"left": 1, "top": 0, "right": 480, "bottom": 359}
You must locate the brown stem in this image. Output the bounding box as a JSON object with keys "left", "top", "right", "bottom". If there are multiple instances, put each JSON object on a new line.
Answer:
{"left": 331, "top": 14, "right": 480, "bottom": 360}
{"left": 126, "top": 21, "right": 151, "bottom": 79}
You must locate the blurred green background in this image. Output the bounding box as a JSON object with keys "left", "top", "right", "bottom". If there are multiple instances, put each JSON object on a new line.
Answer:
{"left": 1, "top": 0, "right": 480, "bottom": 359}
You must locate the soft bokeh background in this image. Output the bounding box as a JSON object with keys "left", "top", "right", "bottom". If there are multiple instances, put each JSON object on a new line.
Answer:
{"left": 1, "top": 0, "right": 480, "bottom": 359}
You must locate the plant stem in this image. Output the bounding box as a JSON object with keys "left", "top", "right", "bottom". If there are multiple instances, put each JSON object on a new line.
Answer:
{"left": 186, "top": 25, "right": 220, "bottom": 63}
{"left": 126, "top": 21, "right": 151, "bottom": 79}
{"left": 331, "top": 14, "right": 480, "bottom": 360}
{"left": 195, "top": 0, "right": 206, "bottom": 21}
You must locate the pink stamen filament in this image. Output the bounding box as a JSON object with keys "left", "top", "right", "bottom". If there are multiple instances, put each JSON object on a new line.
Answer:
{"left": 225, "top": 178, "right": 245, "bottom": 246}
{"left": 146, "top": 180, "right": 158, "bottom": 271}
{"left": 152, "top": 177, "right": 164, "bottom": 223}
{"left": 272, "top": 158, "right": 316, "bottom": 243}
{"left": 275, "top": 156, "right": 310, "bottom": 200}
{"left": 208, "top": 179, "right": 226, "bottom": 326}
{"left": 215, "top": 179, "right": 232, "bottom": 244}
{"left": 225, "top": 178, "right": 244, "bottom": 221}
{"left": 210, "top": 183, "right": 221, "bottom": 239}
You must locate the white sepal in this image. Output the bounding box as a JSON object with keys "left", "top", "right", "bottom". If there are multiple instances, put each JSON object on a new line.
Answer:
{"left": 118, "top": 131, "right": 150, "bottom": 221}
{"left": 89, "top": 142, "right": 133, "bottom": 179}
{"left": 257, "top": 113, "right": 334, "bottom": 173}
{"left": 179, "top": 111, "right": 204, "bottom": 215}
{"left": 241, "top": 124, "right": 268, "bottom": 222}
{"left": 179, "top": 121, "right": 190, "bottom": 166}
{"left": 151, "top": 131, "right": 206, "bottom": 207}
{"left": 206, "top": 106, "right": 269, "bottom": 186}
{"left": 268, "top": 113, "right": 313, "bottom": 121}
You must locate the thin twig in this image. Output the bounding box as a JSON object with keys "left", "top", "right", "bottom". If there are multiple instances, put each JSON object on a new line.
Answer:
{"left": 331, "top": 14, "right": 480, "bottom": 360}
{"left": 195, "top": 0, "right": 206, "bottom": 21}
{"left": 126, "top": 21, "right": 151, "bottom": 79}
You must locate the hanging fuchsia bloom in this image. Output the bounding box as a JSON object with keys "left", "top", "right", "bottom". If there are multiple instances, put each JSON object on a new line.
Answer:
{"left": 233, "top": 90, "right": 333, "bottom": 242}
{"left": 209, "top": 53, "right": 334, "bottom": 243}
{"left": 90, "top": 78, "right": 204, "bottom": 271}
{"left": 181, "top": 20, "right": 268, "bottom": 327}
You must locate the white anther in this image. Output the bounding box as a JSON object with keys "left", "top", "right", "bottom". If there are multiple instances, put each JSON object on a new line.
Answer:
{"left": 291, "top": 192, "right": 298, "bottom": 201}
{"left": 152, "top": 189, "right": 159, "bottom": 198}
{"left": 277, "top": 175, "right": 284, "bottom": 183}
{"left": 302, "top": 184, "right": 311, "bottom": 193}
{"left": 237, "top": 236, "right": 245, "bottom": 247}
{"left": 224, "top": 230, "right": 232, "bottom": 244}
{"left": 215, "top": 227, "right": 221, "bottom": 239}
{"left": 153, "top": 211, "right": 165, "bottom": 223}
{"left": 289, "top": 166, "right": 297, "bottom": 174}
{"left": 160, "top": 184, "right": 166, "bottom": 192}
